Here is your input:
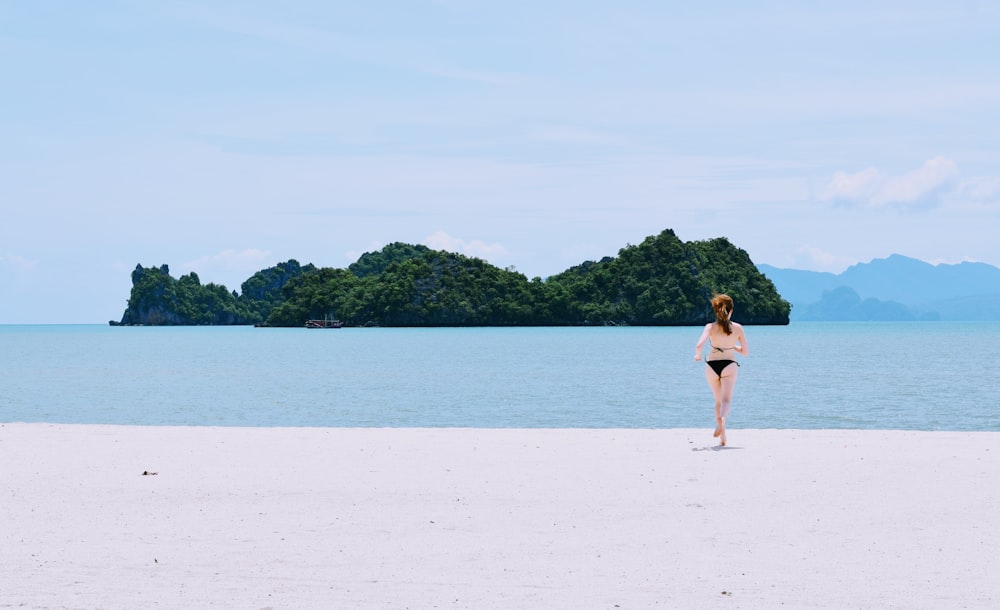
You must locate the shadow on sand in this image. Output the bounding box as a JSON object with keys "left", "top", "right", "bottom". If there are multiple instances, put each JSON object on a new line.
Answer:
{"left": 691, "top": 445, "right": 742, "bottom": 452}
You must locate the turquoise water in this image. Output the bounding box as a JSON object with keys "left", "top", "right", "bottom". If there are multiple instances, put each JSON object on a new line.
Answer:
{"left": 1, "top": 323, "right": 997, "bottom": 430}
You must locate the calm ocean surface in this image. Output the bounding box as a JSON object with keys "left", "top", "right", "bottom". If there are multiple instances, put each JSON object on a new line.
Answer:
{"left": 1, "top": 323, "right": 997, "bottom": 431}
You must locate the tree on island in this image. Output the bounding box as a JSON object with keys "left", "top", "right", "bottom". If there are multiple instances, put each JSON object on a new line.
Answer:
{"left": 113, "top": 229, "right": 791, "bottom": 327}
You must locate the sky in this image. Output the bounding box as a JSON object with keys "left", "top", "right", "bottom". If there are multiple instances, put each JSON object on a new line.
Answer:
{"left": 3, "top": 1, "right": 1000, "bottom": 323}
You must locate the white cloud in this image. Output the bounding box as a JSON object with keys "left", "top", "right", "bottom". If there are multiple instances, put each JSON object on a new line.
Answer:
{"left": 820, "top": 157, "right": 960, "bottom": 210}
{"left": 179, "top": 248, "right": 274, "bottom": 283}
{"left": 528, "top": 125, "right": 628, "bottom": 146}
{"left": 870, "top": 156, "right": 959, "bottom": 209}
{"left": 820, "top": 167, "right": 880, "bottom": 205}
{"left": 926, "top": 255, "right": 982, "bottom": 266}
{"left": 424, "top": 231, "right": 509, "bottom": 262}
{"left": 791, "top": 246, "right": 858, "bottom": 274}
{"left": 962, "top": 176, "right": 1000, "bottom": 202}
{"left": 0, "top": 254, "right": 40, "bottom": 270}
{"left": 344, "top": 241, "right": 388, "bottom": 265}
{"left": 165, "top": 3, "right": 520, "bottom": 87}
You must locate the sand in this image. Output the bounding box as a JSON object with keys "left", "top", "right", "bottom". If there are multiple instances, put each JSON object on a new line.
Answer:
{"left": 1, "top": 424, "right": 997, "bottom": 609}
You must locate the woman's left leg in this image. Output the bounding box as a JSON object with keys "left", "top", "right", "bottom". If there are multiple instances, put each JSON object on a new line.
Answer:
{"left": 716, "top": 367, "right": 739, "bottom": 445}
{"left": 704, "top": 365, "right": 725, "bottom": 438}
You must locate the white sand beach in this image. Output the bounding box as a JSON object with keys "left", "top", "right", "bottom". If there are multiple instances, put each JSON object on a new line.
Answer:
{"left": 1, "top": 424, "right": 997, "bottom": 609}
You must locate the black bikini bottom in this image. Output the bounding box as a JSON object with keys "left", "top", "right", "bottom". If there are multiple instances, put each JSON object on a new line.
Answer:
{"left": 707, "top": 360, "right": 738, "bottom": 378}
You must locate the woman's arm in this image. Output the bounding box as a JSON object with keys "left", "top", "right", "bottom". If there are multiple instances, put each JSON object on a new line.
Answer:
{"left": 735, "top": 324, "right": 749, "bottom": 356}
{"left": 694, "top": 323, "right": 711, "bottom": 360}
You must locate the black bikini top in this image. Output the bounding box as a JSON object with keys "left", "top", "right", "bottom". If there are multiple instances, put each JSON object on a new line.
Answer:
{"left": 710, "top": 340, "right": 736, "bottom": 353}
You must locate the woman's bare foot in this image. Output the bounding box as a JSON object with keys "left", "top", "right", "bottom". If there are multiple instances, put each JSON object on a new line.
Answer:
{"left": 713, "top": 417, "right": 724, "bottom": 438}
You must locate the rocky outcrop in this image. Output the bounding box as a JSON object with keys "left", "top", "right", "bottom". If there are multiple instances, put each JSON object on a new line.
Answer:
{"left": 113, "top": 264, "right": 258, "bottom": 326}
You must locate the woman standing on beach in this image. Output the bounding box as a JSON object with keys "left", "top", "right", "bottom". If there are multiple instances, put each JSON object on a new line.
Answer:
{"left": 694, "top": 294, "right": 748, "bottom": 446}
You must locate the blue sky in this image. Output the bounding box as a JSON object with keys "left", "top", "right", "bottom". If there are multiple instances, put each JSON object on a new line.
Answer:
{"left": 3, "top": 1, "right": 999, "bottom": 323}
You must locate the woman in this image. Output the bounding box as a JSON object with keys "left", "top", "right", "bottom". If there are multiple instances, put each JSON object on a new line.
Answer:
{"left": 694, "top": 294, "right": 748, "bottom": 446}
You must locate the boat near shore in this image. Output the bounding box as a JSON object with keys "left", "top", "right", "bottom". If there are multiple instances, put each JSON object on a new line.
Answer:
{"left": 305, "top": 317, "right": 343, "bottom": 329}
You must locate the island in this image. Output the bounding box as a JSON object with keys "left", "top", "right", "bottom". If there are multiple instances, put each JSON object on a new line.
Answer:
{"left": 111, "top": 229, "right": 791, "bottom": 327}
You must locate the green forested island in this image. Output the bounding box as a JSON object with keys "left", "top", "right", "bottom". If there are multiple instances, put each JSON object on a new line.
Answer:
{"left": 112, "top": 229, "right": 790, "bottom": 327}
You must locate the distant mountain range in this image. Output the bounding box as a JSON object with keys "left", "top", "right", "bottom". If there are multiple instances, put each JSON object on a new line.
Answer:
{"left": 758, "top": 255, "right": 1000, "bottom": 321}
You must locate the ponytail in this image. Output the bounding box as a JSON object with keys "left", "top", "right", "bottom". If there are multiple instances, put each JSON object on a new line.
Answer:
{"left": 711, "top": 294, "right": 734, "bottom": 335}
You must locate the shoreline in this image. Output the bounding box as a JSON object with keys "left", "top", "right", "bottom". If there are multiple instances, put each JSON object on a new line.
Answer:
{"left": 2, "top": 424, "right": 997, "bottom": 608}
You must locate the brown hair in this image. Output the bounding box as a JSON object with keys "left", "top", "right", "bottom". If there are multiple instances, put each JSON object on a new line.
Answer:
{"left": 711, "top": 294, "right": 734, "bottom": 335}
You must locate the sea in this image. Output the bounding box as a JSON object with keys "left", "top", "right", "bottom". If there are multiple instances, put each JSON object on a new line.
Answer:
{"left": 1, "top": 323, "right": 997, "bottom": 431}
